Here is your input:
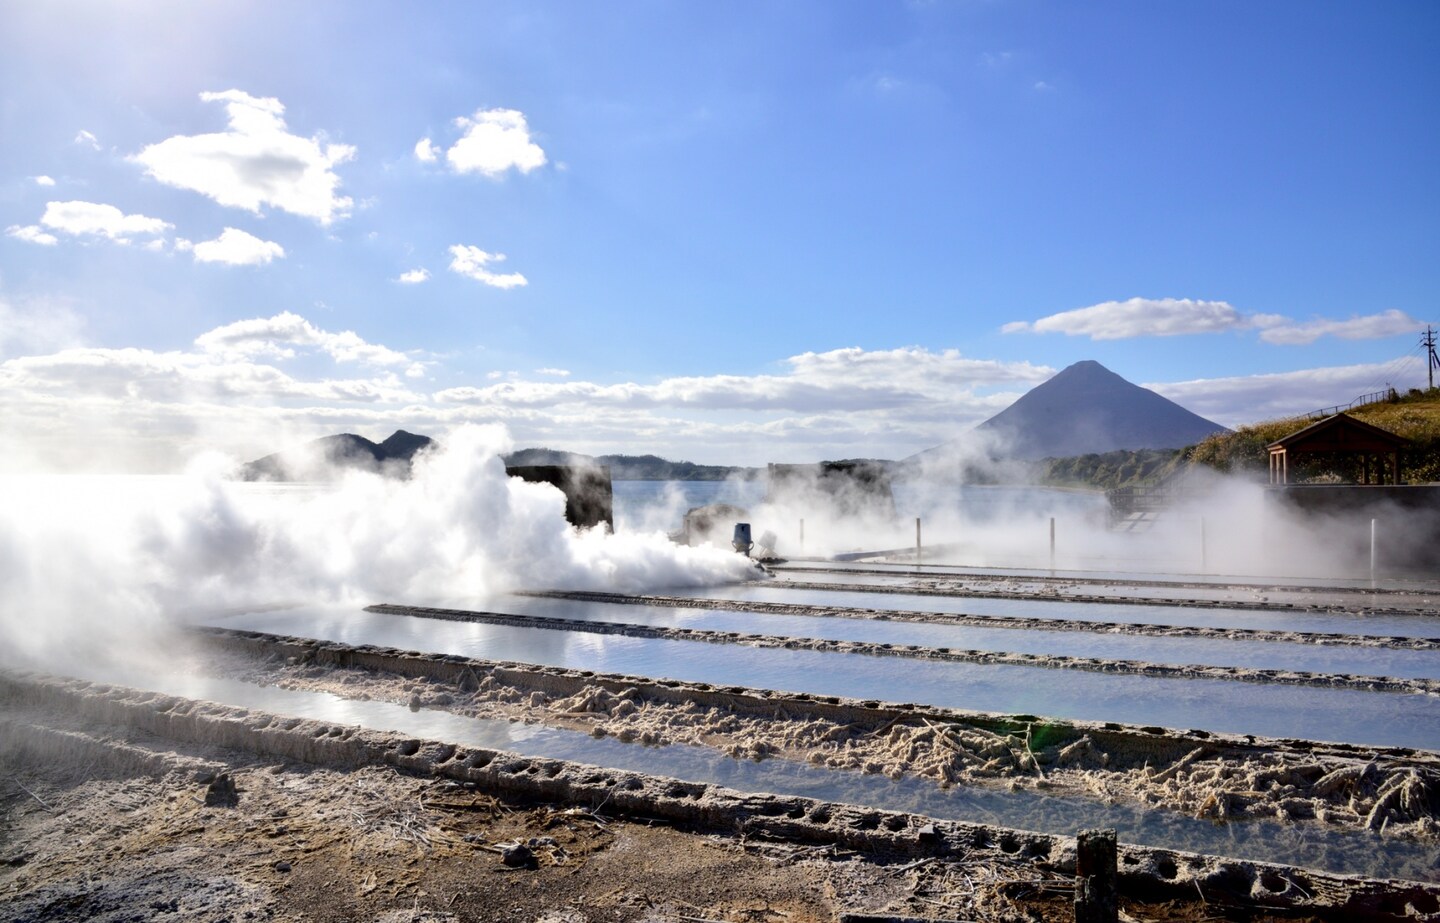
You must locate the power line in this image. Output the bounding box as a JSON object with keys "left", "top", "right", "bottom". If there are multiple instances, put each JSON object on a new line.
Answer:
{"left": 1424, "top": 325, "right": 1439, "bottom": 391}
{"left": 1355, "top": 344, "right": 1424, "bottom": 397}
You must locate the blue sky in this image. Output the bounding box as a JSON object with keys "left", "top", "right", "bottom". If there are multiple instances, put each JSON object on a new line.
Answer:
{"left": 1, "top": 1, "right": 1436, "bottom": 470}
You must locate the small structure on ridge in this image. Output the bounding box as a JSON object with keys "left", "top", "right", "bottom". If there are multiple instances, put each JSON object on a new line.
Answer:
{"left": 1266, "top": 413, "right": 1410, "bottom": 485}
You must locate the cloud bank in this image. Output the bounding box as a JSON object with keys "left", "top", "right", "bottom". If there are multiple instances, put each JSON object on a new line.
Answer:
{"left": 1, "top": 304, "right": 1428, "bottom": 473}
{"left": 1004, "top": 297, "right": 1424, "bottom": 345}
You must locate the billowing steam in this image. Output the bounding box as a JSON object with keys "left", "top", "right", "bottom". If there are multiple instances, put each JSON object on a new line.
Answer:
{"left": 0, "top": 425, "right": 759, "bottom": 668}
{"left": 689, "top": 429, "right": 1418, "bottom": 581}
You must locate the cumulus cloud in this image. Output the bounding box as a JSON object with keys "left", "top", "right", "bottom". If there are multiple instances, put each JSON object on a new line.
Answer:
{"left": 38, "top": 200, "right": 171, "bottom": 242}
{"left": 435, "top": 347, "right": 1051, "bottom": 415}
{"left": 1002, "top": 298, "right": 1247, "bottom": 339}
{"left": 131, "top": 90, "right": 355, "bottom": 224}
{"left": 448, "top": 245, "right": 528, "bottom": 289}
{"left": 194, "top": 311, "right": 414, "bottom": 368}
{"left": 6, "top": 225, "right": 58, "bottom": 246}
{"left": 430, "top": 108, "right": 546, "bottom": 177}
{"left": 396, "top": 268, "right": 430, "bottom": 284}
{"left": 74, "top": 130, "right": 100, "bottom": 150}
{"left": 1254, "top": 309, "right": 1423, "bottom": 345}
{"left": 33, "top": 175, "right": 56, "bottom": 187}
{"left": 534, "top": 368, "right": 571, "bottom": 377}
{"left": 2, "top": 327, "right": 1058, "bottom": 471}
{"left": 1004, "top": 298, "right": 1424, "bottom": 346}
{"left": 1150, "top": 361, "right": 1423, "bottom": 427}
{"left": 189, "top": 227, "right": 285, "bottom": 266}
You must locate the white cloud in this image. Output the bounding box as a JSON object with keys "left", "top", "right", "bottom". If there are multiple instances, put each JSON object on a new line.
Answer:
{"left": 1004, "top": 298, "right": 1425, "bottom": 346}
{"left": 1254, "top": 309, "right": 1422, "bottom": 345}
{"left": 1150, "top": 360, "right": 1423, "bottom": 427}
{"left": 0, "top": 295, "right": 86, "bottom": 357}
{"left": 534, "top": 368, "right": 571, "bottom": 377}
{"left": 33, "top": 175, "right": 56, "bottom": 187}
{"left": 74, "top": 130, "right": 100, "bottom": 150}
{"left": 190, "top": 227, "right": 285, "bottom": 266}
{"left": 39, "top": 200, "right": 171, "bottom": 241}
{"left": 414, "top": 138, "right": 439, "bottom": 163}
{"left": 131, "top": 90, "right": 355, "bottom": 224}
{"left": 1002, "top": 298, "right": 1247, "bottom": 340}
{"left": 396, "top": 268, "right": 430, "bottom": 284}
{"left": 6, "top": 225, "right": 59, "bottom": 246}
{"left": 194, "top": 311, "right": 414, "bottom": 368}
{"left": 442, "top": 108, "right": 546, "bottom": 177}
{"left": 448, "top": 245, "right": 528, "bottom": 289}
{"left": 2, "top": 325, "right": 1061, "bottom": 470}
{"left": 435, "top": 347, "right": 1050, "bottom": 414}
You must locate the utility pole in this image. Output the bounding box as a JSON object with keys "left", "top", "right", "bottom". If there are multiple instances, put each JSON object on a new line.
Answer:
{"left": 1425, "top": 325, "right": 1439, "bottom": 391}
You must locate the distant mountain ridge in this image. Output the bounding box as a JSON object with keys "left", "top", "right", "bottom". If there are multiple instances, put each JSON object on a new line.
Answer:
{"left": 240, "top": 434, "right": 757, "bottom": 481}
{"left": 914, "top": 360, "right": 1228, "bottom": 462}
{"left": 239, "top": 430, "right": 434, "bottom": 481}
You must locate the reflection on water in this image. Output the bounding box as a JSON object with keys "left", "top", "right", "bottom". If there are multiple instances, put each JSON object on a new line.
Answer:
{"left": 499, "top": 596, "right": 1440, "bottom": 680}
{"left": 773, "top": 569, "right": 1440, "bottom": 613}
{"left": 208, "top": 608, "right": 1440, "bottom": 750}
{"left": 692, "top": 585, "right": 1440, "bottom": 639}
{"left": 63, "top": 664, "right": 1440, "bottom": 882}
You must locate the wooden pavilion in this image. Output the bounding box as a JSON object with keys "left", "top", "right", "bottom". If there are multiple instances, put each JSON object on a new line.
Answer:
{"left": 1266, "top": 413, "right": 1409, "bottom": 485}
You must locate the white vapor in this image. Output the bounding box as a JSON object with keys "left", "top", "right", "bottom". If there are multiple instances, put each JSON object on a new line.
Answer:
{"left": 0, "top": 425, "right": 759, "bottom": 668}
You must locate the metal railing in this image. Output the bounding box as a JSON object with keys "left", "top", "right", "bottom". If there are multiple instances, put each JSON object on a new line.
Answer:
{"left": 1302, "top": 388, "right": 1397, "bottom": 421}
{"left": 1105, "top": 484, "right": 1211, "bottom": 524}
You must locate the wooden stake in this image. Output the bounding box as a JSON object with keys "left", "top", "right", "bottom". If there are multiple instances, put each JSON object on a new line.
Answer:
{"left": 1075, "top": 828, "right": 1118, "bottom": 923}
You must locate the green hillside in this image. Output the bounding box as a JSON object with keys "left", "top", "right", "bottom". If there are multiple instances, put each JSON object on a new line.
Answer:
{"left": 1186, "top": 387, "right": 1440, "bottom": 483}
{"left": 1032, "top": 448, "right": 1186, "bottom": 490}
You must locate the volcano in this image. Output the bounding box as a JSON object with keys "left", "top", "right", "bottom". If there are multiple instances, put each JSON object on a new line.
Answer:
{"left": 921, "top": 360, "right": 1227, "bottom": 461}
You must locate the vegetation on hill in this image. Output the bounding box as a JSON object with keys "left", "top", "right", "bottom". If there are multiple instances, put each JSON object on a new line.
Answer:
{"left": 1031, "top": 448, "right": 1187, "bottom": 490}
{"left": 1028, "top": 388, "right": 1440, "bottom": 489}
{"left": 1185, "top": 387, "right": 1440, "bottom": 484}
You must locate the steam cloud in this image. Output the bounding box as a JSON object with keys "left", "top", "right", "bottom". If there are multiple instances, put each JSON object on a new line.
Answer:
{"left": 0, "top": 425, "right": 759, "bottom": 668}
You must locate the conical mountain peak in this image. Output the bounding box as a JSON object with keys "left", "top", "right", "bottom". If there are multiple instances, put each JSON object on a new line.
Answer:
{"left": 973, "top": 361, "right": 1227, "bottom": 459}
